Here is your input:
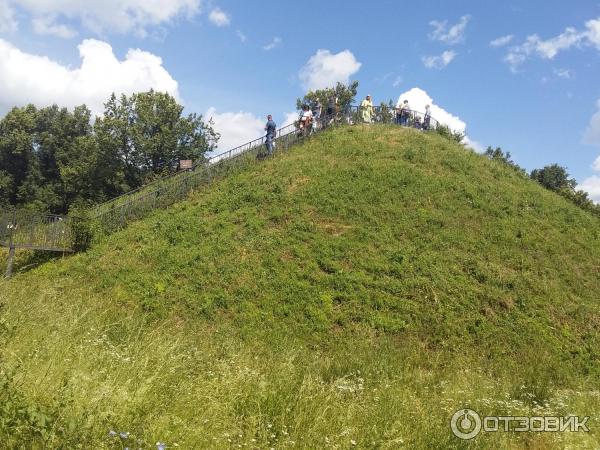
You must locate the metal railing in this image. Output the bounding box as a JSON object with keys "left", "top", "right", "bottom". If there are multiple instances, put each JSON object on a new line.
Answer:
{"left": 1, "top": 209, "right": 72, "bottom": 277}
{"left": 91, "top": 107, "right": 439, "bottom": 229}
{"left": 0, "top": 209, "right": 72, "bottom": 252}
{"left": 90, "top": 111, "right": 349, "bottom": 234}
{"left": 1, "top": 105, "right": 441, "bottom": 277}
{"left": 346, "top": 105, "right": 440, "bottom": 129}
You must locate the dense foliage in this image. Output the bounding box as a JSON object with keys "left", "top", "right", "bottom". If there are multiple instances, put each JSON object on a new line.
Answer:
{"left": 481, "top": 147, "right": 600, "bottom": 217}
{"left": 296, "top": 81, "right": 359, "bottom": 112}
{"left": 530, "top": 164, "right": 600, "bottom": 216}
{"left": 0, "top": 90, "right": 218, "bottom": 214}
{"left": 434, "top": 123, "right": 466, "bottom": 144}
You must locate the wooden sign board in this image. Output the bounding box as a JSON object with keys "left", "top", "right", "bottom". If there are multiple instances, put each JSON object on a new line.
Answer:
{"left": 179, "top": 160, "right": 193, "bottom": 170}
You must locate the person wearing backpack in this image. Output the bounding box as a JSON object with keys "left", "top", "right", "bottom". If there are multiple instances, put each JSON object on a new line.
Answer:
{"left": 264, "top": 115, "right": 277, "bottom": 155}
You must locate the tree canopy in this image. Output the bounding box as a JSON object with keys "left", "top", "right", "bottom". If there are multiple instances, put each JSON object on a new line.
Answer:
{"left": 530, "top": 164, "right": 577, "bottom": 192}
{"left": 530, "top": 164, "right": 599, "bottom": 216}
{"left": 296, "top": 81, "right": 359, "bottom": 113}
{"left": 0, "top": 90, "right": 218, "bottom": 214}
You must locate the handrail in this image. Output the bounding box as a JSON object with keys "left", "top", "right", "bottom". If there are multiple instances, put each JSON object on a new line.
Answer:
{"left": 93, "top": 121, "right": 300, "bottom": 210}
{"left": 0, "top": 208, "right": 71, "bottom": 251}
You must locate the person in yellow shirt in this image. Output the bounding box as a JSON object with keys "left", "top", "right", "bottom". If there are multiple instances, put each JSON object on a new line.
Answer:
{"left": 361, "top": 95, "right": 374, "bottom": 123}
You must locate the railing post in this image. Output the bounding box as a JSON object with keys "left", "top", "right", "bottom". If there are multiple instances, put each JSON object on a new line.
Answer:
{"left": 4, "top": 209, "right": 16, "bottom": 279}
{"left": 5, "top": 245, "right": 15, "bottom": 279}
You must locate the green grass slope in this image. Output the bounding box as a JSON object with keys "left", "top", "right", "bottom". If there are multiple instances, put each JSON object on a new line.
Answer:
{"left": 1, "top": 125, "right": 599, "bottom": 449}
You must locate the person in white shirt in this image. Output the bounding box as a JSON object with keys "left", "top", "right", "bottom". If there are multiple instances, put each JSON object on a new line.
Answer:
{"left": 299, "top": 105, "right": 313, "bottom": 134}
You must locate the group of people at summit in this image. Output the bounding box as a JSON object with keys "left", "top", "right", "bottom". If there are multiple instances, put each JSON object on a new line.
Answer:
{"left": 359, "top": 95, "right": 432, "bottom": 128}
{"left": 262, "top": 95, "right": 433, "bottom": 155}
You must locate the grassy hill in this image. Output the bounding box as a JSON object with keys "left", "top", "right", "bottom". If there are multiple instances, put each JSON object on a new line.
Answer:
{"left": 1, "top": 125, "right": 599, "bottom": 449}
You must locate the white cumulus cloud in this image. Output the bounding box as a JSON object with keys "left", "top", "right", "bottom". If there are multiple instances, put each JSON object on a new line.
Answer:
{"left": 0, "top": 38, "right": 179, "bottom": 116}
{"left": 429, "top": 15, "right": 471, "bottom": 44}
{"left": 579, "top": 101, "right": 600, "bottom": 203}
{"left": 490, "top": 34, "right": 514, "bottom": 47}
{"left": 205, "top": 107, "right": 265, "bottom": 151}
{"left": 397, "top": 87, "right": 482, "bottom": 152}
{"left": 585, "top": 17, "right": 600, "bottom": 47}
{"left": 208, "top": 7, "right": 230, "bottom": 27}
{"left": 282, "top": 111, "right": 299, "bottom": 128}
{"left": 422, "top": 50, "right": 456, "bottom": 69}
{"left": 4, "top": 0, "right": 201, "bottom": 37}
{"left": 397, "top": 88, "right": 465, "bottom": 133}
{"left": 579, "top": 176, "right": 600, "bottom": 203}
{"left": 298, "top": 49, "right": 361, "bottom": 91}
{"left": 504, "top": 16, "right": 600, "bottom": 71}
{"left": 464, "top": 137, "right": 484, "bottom": 153}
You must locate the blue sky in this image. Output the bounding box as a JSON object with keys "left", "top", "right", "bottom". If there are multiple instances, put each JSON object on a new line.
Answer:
{"left": 1, "top": 0, "right": 600, "bottom": 200}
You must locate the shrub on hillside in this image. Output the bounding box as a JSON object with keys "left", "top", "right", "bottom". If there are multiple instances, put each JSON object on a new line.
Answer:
{"left": 69, "top": 203, "right": 95, "bottom": 252}
{"left": 531, "top": 164, "right": 600, "bottom": 217}
{"left": 484, "top": 146, "right": 527, "bottom": 176}
{"left": 434, "top": 124, "right": 465, "bottom": 144}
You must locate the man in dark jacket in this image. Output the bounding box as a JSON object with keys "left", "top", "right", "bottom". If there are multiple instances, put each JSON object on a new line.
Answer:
{"left": 265, "top": 115, "right": 277, "bottom": 155}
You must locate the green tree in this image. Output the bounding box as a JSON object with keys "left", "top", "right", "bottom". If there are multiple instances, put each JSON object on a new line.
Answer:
{"left": 0, "top": 105, "right": 38, "bottom": 207}
{"left": 96, "top": 90, "right": 219, "bottom": 187}
{"left": 32, "top": 104, "right": 98, "bottom": 212}
{"left": 296, "top": 81, "right": 359, "bottom": 114}
{"left": 530, "top": 164, "right": 600, "bottom": 217}
{"left": 530, "top": 164, "right": 577, "bottom": 192}
{"left": 94, "top": 93, "right": 135, "bottom": 191}
{"left": 435, "top": 124, "right": 465, "bottom": 144}
{"left": 0, "top": 91, "right": 219, "bottom": 214}
{"left": 374, "top": 100, "right": 395, "bottom": 123}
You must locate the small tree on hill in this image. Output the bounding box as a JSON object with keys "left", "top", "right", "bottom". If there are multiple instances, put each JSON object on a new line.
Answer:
{"left": 530, "top": 164, "right": 576, "bottom": 192}
{"left": 435, "top": 124, "right": 465, "bottom": 144}
{"left": 375, "top": 100, "right": 395, "bottom": 123}
{"left": 484, "top": 146, "right": 526, "bottom": 175}
{"left": 296, "top": 81, "right": 359, "bottom": 113}
{"left": 530, "top": 164, "right": 600, "bottom": 217}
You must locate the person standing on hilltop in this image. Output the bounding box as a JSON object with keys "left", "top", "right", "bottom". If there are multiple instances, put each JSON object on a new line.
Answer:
{"left": 423, "top": 104, "right": 431, "bottom": 130}
{"left": 264, "top": 114, "right": 277, "bottom": 156}
{"left": 361, "top": 95, "right": 374, "bottom": 124}
{"left": 298, "top": 105, "right": 313, "bottom": 136}
{"left": 395, "top": 103, "right": 403, "bottom": 125}
{"left": 312, "top": 100, "right": 322, "bottom": 131}
{"left": 399, "top": 99, "right": 410, "bottom": 126}
{"left": 326, "top": 95, "right": 337, "bottom": 117}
